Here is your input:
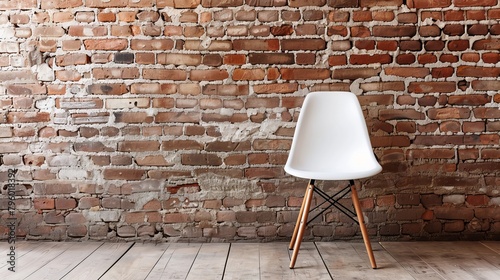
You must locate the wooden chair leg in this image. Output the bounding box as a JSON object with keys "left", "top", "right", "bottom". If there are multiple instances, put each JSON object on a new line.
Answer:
{"left": 351, "top": 184, "right": 377, "bottom": 269}
{"left": 289, "top": 182, "right": 311, "bottom": 250}
{"left": 289, "top": 182, "right": 314, "bottom": 269}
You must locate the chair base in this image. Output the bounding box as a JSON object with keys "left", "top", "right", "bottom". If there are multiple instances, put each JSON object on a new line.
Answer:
{"left": 289, "top": 179, "right": 377, "bottom": 269}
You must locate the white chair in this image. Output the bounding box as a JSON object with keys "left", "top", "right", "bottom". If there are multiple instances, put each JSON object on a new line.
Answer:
{"left": 285, "top": 91, "right": 382, "bottom": 269}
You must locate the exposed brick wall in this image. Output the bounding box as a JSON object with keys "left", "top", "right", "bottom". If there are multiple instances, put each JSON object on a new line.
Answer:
{"left": 1, "top": 0, "right": 500, "bottom": 242}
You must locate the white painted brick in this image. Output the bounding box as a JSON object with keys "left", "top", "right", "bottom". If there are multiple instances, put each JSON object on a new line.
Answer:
{"left": 106, "top": 98, "right": 150, "bottom": 109}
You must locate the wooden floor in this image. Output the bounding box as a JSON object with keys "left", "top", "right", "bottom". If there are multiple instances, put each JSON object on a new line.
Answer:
{"left": 1, "top": 241, "right": 500, "bottom": 279}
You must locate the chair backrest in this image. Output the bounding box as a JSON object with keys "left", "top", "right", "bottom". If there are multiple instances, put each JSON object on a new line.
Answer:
{"left": 285, "top": 91, "right": 382, "bottom": 180}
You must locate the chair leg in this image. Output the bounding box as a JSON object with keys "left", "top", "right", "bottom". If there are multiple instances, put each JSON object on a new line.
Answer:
{"left": 350, "top": 184, "right": 377, "bottom": 269}
{"left": 289, "top": 183, "right": 310, "bottom": 250}
{"left": 289, "top": 182, "right": 314, "bottom": 269}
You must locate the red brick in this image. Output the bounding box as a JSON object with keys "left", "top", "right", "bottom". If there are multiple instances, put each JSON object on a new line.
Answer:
{"left": 332, "top": 68, "right": 381, "bottom": 80}
{"left": 181, "top": 154, "right": 222, "bottom": 166}
{"left": 143, "top": 69, "right": 186, "bottom": 81}
{"left": 428, "top": 108, "right": 470, "bottom": 119}
{"left": 434, "top": 206, "right": 474, "bottom": 220}
{"left": 377, "top": 195, "right": 395, "bottom": 207}
{"left": 482, "top": 53, "right": 500, "bottom": 63}
{"left": 118, "top": 141, "right": 159, "bottom": 152}
{"left": 371, "top": 136, "right": 411, "bottom": 147}
{"left": 372, "top": 26, "right": 416, "bottom": 37}
{"left": 419, "top": 25, "right": 441, "bottom": 37}
{"left": 74, "top": 142, "right": 115, "bottom": 152}
{"left": 253, "top": 139, "right": 292, "bottom": 150}
{"left": 350, "top": 26, "right": 371, "bottom": 37}
{"left": 233, "top": 39, "right": 279, "bottom": 50}
{"left": 102, "top": 169, "right": 146, "bottom": 180}
{"left": 131, "top": 39, "right": 174, "bottom": 50}
{"left": 466, "top": 195, "right": 490, "bottom": 206}
{"left": 396, "top": 53, "right": 415, "bottom": 64}
{"left": 421, "top": 53, "right": 441, "bottom": 64}
{"left": 223, "top": 54, "right": 246, "bottom": 65}
{"left": 34, "top": 198, "right": 55, "bottom": 210}
{"left": 443, "top": 24, "right": 465, "bottom": 36}
{"left": 245, "top": 167, "right": 283, "bottom": 179}
{"left": 384, "top": 67, "right": 430, "bottom": 78}
{"left": 410, "top": 149, "right": 455, "bottom": 159}
{"left": 448, "top": 94, "right": 490, "bottom": 105}
{"left": 462, "top": 53, "right": 480, "bottom": 62}
{"left": 407, "top": 0, "right": 451, "bottom": 9}
{"left": 455, "top": 0, "right": 496, "bottom": 6}
{"left": 458, "top": 66, "right": 500, "bottom": 77}
{"left": 408, "top": 82, "right": 456, "bottom": 93}
{"left": 359, "top": 42, "right": 378, "bottom": 52}
{"left": 379, "top": 109, "right": 425, "bottom": 121}
{"left": 190, "top": 69, "right": 229, "bottom": 81}
{"left": 7, "top": 112, "right": 50, "bottom": 123}
{"left": 84, "top": 39, "right": 127, "bottom": 50}
{"left": 233, "top": 69, "right": 266, "bottom": 81}
{"left": 474, "top": 108, "right": 500, "bottom": 119}
{"left": 55, "top": 198, "right": 77, "bottom": 210}
{"left": 431, "top": 67, "right": 454, "bottom": 78}
{"left": 350, "top": 54, "right": 392, "bottom": 65}
{"left": 281, "top": 68, "right": 330, "bottom": 80}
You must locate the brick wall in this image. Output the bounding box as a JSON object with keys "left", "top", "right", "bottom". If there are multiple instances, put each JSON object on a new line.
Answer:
{"left": 1, "top": 0, "right": 500, "bottom": 242}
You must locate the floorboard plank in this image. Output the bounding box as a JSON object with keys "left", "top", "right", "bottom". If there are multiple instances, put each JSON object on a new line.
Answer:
{"left": 62, "top": 242, "right": 133, "bottom": 280}
{"left": 0, "top": 241, "right": 11, "bottom": 256}
{"left": 185, "top": 243, "right": 229, "bottom": 280}
{"left": 380, "top": 242, "right": 444, "bottom": 280}
{"left": 146, "top": 243, "right": 201, "bottom": 280}
{"left": 260, "top": 242, "right": 297, "bottom": 279}
{"left": 317, "top": 242, "right": 415, "bottom": 280}
{"left": 290, "top": 242, "right": 332, "bottom": 279}
{"left": 404, "top": 241, "right": 500, "bottom": 280}
{"left": 24, "top": 242, "right": 102, "bottom": 280}
{"left": 481, "top": 241, "right": 500, "bottom": 254}
{"left": 0, "top": 241, "right": 45, "bottom": 270}
{"left": 224, "top": 243, "right": 260, "bottom": 279}
{"left": 0, "top": 242, "right": 69, "bottom": 279}
{"left": 100, "top": 242, "right": 169, "bottom": 280}
{"left": 479, "top": 241, "right": 500, "bottom": 268}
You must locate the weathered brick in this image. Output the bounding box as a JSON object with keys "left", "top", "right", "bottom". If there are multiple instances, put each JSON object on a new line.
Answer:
{"left": 181, "top": 154, "right": 222, "bottom": 166}
{"left": 34, "top": 198, "right": 55, "bottom": 210}
{"left": 0, "top": 142, "right": 28, "bottom": 153}
{"left": 74, "top": 142, "right": 115, "bottom": 153}
{"left": 102, "top": 169, "right": 146, "bottom": 180}
{"left": 84, "top": 39, "right": 127, "bottom": 50}
{"left": 281, "top": 68, "right": 330, "bottom": 80}
{"left": 442, "top": 24, "right": 464, "bottom": 36}
{"left": 379, "top": 109, "right": 425, "bottom": 121}
{"left": 88, "top": 83, "right": 127, "bottom": 95}
{"left": 408, "top": 82, "right": 456, "bottom": 93}
{"left": 434, "top": 206, "right": 474, "bottom": 221}
{"left": 332, "top": 68, "right": 381, "bottom": 79}
{"left": 373, "top": 26, "right": 416, "bottom": 37}
{"left": 233, "top": 39, "right": 279, "bottom": 50}
{"left": 232, "top": 69, "right": 265, "bottom": 81}
{"left": 190, "top": 69, "right": 229, "bottom": 81}
{"left": 428, "top": 108, "right": 470, "bottom": 119}
{"left": 93, "top": 68, "right": 139, "bottom": 79}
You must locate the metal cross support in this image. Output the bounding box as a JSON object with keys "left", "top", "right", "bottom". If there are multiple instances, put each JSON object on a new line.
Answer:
{"left": 306, "top": 180, "right": 359, "bottom": 225}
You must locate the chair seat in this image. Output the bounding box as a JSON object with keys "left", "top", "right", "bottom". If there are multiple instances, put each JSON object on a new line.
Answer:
{"left": 284, "top": 162, "right": 382, "bottom": 181}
